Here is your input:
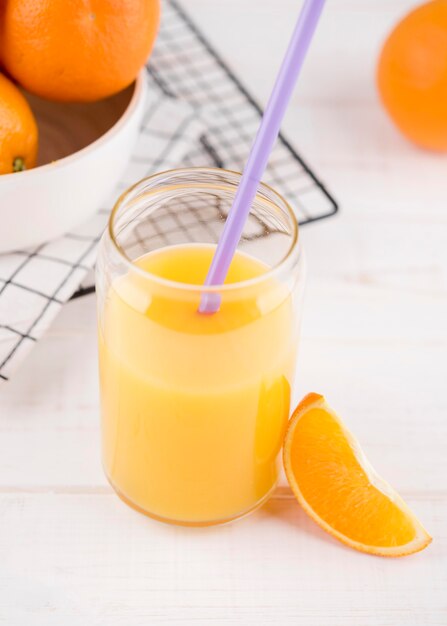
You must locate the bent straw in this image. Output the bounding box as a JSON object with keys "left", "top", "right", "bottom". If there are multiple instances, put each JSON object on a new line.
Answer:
{"left": 199, "top": 0, "right": 326, "bottom": 313}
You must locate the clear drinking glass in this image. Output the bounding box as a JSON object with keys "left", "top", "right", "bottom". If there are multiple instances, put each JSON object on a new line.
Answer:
{"left": 96, "top": 168, "right": 305, "bottom": 526}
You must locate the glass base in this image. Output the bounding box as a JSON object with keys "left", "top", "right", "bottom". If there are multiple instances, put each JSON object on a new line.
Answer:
{"left": 108, "top": 477, "right": 278, "bottom": 527}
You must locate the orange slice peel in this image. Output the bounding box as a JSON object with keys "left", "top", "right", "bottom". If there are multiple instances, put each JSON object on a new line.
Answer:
{"left": 283, "top": 393, "right": 432, "bottom": 557}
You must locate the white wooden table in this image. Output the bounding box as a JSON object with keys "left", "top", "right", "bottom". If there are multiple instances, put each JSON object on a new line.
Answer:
{"left": 1, "top": 1, "right": 446, "bottom": 624}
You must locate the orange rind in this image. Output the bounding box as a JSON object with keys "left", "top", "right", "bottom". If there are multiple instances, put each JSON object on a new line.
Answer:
{"left": 283, "top": 393, "right": 432, "bottom": 557}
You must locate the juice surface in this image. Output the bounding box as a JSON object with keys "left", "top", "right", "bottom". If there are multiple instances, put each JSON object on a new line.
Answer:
{"left": 99, "top": 244, "right": 297, "bottom": 524}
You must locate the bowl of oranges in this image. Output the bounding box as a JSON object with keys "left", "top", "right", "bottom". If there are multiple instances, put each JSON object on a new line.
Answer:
{"left": 0, "top": 0, "right": 160, "bottom": 253}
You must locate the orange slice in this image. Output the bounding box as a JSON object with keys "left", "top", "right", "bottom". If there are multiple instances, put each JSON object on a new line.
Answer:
{"left": 283, "top": 393, "right": 431, "bottom": 557}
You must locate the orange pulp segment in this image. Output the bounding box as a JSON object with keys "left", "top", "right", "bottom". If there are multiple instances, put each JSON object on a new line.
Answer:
{"left": 283, "top": 393, "right": 432, "bottom": 557}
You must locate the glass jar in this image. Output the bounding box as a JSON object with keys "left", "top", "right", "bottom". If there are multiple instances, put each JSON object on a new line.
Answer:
{"left": 97, "top": 167, "right": 305, "bottom": 526}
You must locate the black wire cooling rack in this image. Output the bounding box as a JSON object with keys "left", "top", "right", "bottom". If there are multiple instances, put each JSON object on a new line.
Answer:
{"left": 150, "top": 0, "right": 338, "bottom": 222}
{"left": 72, "top": 0, "right": 338, "bottom": 299}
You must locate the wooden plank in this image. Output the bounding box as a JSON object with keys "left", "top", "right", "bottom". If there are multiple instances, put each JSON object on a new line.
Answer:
{"left": 0, "top": 493, "right": 444, "bottom": 626}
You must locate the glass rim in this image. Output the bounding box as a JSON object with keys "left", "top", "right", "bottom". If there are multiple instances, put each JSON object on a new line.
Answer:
{"left": 108, "top": 166, "right": 300, "bottom": 293}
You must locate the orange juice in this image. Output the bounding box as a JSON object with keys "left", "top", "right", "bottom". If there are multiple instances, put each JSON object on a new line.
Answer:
{"left": 99, "top": 244, "right": 297, "bottom": 525}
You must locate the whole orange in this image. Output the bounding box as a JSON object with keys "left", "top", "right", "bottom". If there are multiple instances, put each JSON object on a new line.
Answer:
{"left": 0, "top": 0, "right": 160, "bottom": 102}
{"left": 0, "top": 73, "right": 38, "bottom": 174}
{"left": 377, "top": 0, "right": 447, "bottom": 151}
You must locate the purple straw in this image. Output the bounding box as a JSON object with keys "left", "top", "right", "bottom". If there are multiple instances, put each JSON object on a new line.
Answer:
{"left": 199, "top": 0, "right": 326, "bottom": 313}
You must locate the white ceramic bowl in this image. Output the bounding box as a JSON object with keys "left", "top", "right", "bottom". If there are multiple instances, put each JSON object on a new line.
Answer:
{"left": 0, "top": 71, "right": 147, "bottom": 253}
